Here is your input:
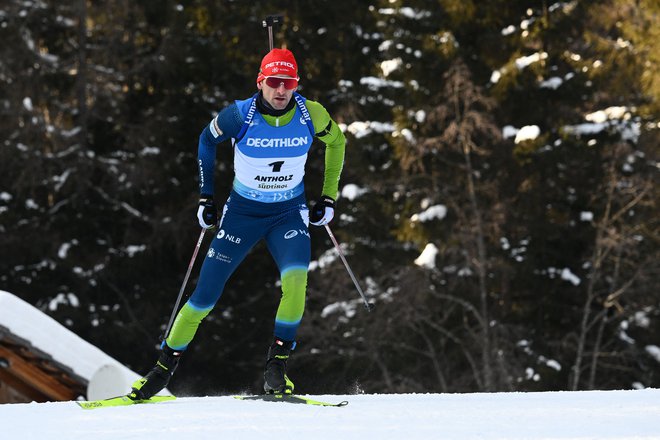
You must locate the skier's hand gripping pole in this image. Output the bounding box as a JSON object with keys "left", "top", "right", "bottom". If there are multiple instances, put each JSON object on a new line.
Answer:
{"left": 324, "top": 224, "right": 375, "bottom": 312}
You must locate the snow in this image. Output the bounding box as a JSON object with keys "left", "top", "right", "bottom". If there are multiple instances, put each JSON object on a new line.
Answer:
{"left": 580, "top": 211, "right": 594, "bottom": 222}
{"left": 514, "top": 125, "right": 541, "bottom": 143}
{"left": 411, "top": 204, "right": 447, "bottom": 222}
{"left": 139, "top": 146, "right": 161, "bottom": 156}
{"left": 22, "top": 97, "right": 33, "bottom": 111}
{"left": 515, "top": 52, "right": 548, "bottom": 70}
{"left": 123, "top": 244, "right": 147, "bottom": 257}
{"left": 1, "top": 390, "right": 660, "bottom": 439}
{"left": 359, "top": 76, "right": 405, "bottom": 90}
{"left": 308, "top": 246, "right": 341, "bottom": 271}
{"left": 502, "top": 125, "right": 518, "bottom": 139}
{"left": 2, "top": 299, "right": 660, "bottom": 439}
{"left": 341, "top": 183, "right": 368, "bottom": 201}
{"left": 321, "top": 299, "right": 359, "bottom": 319}
{"left": 645, "top": 345, "right": 660, "bottom": 363}
{"left": 562, "top": 106, "right": 641, "bottom": 143}
{"left": 560, "top": 268, "right": 581, "bottom": 286}
{"left": 501, "top": 24, "right": 516, "bottom": 36}
{"left": 48, "top": 292, "right": 79, "bottom": 311}
{"left": 378, "top": 7, "right": 431, "bottom": 20}
{"left": 381, "top": 58, "right": 402, "bottom": 76}
{"left": 392, "top": 127, "right": 415, "bottom": 143}
{"left": 0, "top": 291, "right": 142, "bottom": 396}
{"left": 540, "top": 76, "right": 563, "bottom": 89}
{"left": 585, "top": 106, "right": 630, "bottom": 123}
{"left": 633, "top": 310, "right": 651, "bottom": 328}
{"left": 503, "top": 125, "right": 542, "bottom": 143}
{"left": 563, "top": 120, "right": 641, "bottom": 143}
{"left": 491, "top": 52, "right": 548, "bottom": 84}
{"left": 414, "top": 243, "right": 438, "bottom": 269}
{"left": 57, "top": 240, "right": 77, "bottom": 259}
{"left": 342, "top": 121, "right": 395, "bottom": 138}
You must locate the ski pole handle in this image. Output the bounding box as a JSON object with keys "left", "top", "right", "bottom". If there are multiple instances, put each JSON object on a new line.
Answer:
{"left": 324, "top": 224, "right": 374, "bottom": 312}
{"left": 163, "top": 228, "right": 206, "bottom": 340}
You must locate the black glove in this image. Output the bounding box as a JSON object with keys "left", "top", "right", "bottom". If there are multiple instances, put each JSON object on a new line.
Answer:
{"left": 309, "top": 195, "right": 335, "bottom": 226}
{"left": 197, "top": 195, "right": 217, "bottom": 229}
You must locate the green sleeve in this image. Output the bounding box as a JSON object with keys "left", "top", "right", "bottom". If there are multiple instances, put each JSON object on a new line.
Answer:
{"left": 306, "top": 100, "right": 346, "bottom": 200}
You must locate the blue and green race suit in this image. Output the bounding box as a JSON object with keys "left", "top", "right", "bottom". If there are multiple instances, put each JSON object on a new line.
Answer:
{"left": 165, "top": 92, "right": 345, "bottom": 350}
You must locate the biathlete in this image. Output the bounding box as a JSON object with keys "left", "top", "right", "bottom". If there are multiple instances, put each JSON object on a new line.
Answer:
{"left": 130, "top": 48, "right": 346, "bottom": 398}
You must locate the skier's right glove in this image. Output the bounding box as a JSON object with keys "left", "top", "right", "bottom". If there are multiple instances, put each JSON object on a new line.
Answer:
{"left": 197, "top": 195, "right": 217, "bottom": 229}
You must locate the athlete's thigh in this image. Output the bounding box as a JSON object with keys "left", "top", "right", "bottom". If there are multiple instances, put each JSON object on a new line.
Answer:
{"left": 191, "top": 200, "right": 264, "bottom": 308}
{"left": 265, "top": 206, "right": 311, "bottom": 271}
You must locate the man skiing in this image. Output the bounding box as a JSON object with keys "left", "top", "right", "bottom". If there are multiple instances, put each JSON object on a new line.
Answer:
{"left": 130, "top": 48, "right": 346, "bottom": 399}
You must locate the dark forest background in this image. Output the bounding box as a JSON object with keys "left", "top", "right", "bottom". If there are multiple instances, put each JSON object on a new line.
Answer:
{"left": 0, "top": 0, "right": 658, "bottom": 396}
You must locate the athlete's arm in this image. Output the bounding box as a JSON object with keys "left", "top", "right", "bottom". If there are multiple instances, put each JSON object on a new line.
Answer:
{"left": 306, "top": 100, "right": 346, "bottom": 200}
{"left": 197, "top": 104, "right": 243, "bottom": 196}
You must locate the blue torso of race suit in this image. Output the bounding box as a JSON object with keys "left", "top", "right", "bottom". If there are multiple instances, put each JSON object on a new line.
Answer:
{"left": 232, "top": 94, "right": 314, "bottom": 203}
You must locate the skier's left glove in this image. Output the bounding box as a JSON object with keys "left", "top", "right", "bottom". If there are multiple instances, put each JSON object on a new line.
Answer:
{"left": 309, "top": 195, "right": 335, "bottom": 226}
{"left": 197, "top": 195, "right": 218, "bottom": 229}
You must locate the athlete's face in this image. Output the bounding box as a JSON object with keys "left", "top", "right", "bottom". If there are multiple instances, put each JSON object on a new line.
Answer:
{"left": 258, "top": 76, "right": 298, "bottom": 110}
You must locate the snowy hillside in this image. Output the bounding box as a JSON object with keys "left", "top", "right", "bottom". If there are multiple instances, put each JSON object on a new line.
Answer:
{"left": 2, "top": 389, "right": 659, "bottom": 440}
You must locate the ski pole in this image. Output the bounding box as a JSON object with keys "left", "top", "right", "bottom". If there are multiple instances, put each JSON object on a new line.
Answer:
{"left": 263, "top": 14, "right": 284, "bottom": 51}
{"left": 162, "top": 228, "right": 207, "bottom": 340}
{"left": 324, "top": 224, "right": 375, "bottom": 312}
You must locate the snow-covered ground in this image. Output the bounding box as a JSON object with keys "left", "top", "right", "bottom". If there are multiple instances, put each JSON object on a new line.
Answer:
{"left": 1, "top": 389, "right": 659, "bottom": 440}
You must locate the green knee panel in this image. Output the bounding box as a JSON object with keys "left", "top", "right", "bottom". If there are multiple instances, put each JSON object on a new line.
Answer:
{"left": 165, "top": 302, "right": 212, "bottom": 350}
{"left": 276, "top": 267, "right": 307, "bottom": 324}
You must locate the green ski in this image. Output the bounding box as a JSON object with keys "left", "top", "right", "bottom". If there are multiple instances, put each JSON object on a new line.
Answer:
{"left": 77, "top": 394, "right": 176, "bottom": 410}
{"left": 234, "top": 394, "right": 348, "bottom": 407}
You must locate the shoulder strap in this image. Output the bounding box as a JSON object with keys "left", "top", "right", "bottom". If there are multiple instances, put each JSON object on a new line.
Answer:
{"left": 293, "top": 93, "right": 316, "bottom": 138}
{"left": 235, "top": 93, "right": 315, "bottom": 142}
{"left": 234, "top": 93, "right": 259, "bottom": 143}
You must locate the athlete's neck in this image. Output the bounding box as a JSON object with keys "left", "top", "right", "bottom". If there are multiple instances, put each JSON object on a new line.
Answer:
{"left": 257, "top": 91, "right": 295, "bottom": 116}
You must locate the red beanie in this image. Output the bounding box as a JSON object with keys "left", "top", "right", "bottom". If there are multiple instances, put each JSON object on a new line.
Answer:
{"left": 256, "top": 48, "right": 299, "bottom": 84}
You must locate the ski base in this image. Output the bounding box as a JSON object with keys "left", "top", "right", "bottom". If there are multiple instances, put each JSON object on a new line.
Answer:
{"left": 233, "top": 393, "right": 348, "bottom": 407}
{"left": 77, "top": 394, "right": 176, "bottom": 410}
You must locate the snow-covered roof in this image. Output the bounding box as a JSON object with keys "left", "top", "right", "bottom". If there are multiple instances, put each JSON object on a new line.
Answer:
{"left": 0, "top": 290, "right": 142, "bottom": 399}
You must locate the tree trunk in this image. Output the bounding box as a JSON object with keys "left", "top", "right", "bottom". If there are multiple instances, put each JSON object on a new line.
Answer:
{"left": 462, "top": 138, "right": 493, "bottom": 390}
{"left": 570, "top": 161, "right": 615, "bottom": 390}
{"left": 76, "top": 0, "right": 88, "bottom": 148}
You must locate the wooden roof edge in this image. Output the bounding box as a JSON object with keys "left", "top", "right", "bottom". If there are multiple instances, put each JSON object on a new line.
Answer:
{"left": 0, "top": 323, "right": 89, "bottom": 387}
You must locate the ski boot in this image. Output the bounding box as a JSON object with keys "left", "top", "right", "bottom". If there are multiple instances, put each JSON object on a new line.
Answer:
{"left": 264, "top": 338, "right": 295, "bottom": 394}
{"left": 129, "top": 343, "right": 181, "bottom": 400}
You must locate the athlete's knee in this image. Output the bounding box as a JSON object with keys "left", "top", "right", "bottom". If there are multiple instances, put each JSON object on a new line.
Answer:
{"left": 179, "top": 301, "right": 214, "bottom": 322}
{"left": 280, "top": 266, "right": 307, "bottom": 313}
{"left": 166, "top": 301, "right": 214, "bottom": 350}
{"left": 281, "top": 266, "right": 308, "bottom": 295}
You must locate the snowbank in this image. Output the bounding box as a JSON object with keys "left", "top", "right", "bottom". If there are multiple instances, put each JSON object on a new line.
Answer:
{"left": 1, "top": 389, "right": 659, "bottom": 439}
